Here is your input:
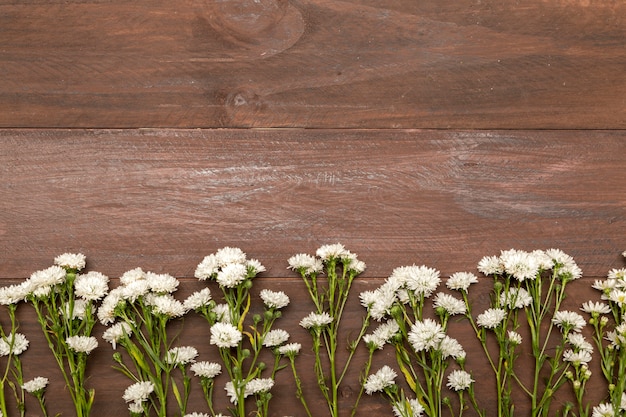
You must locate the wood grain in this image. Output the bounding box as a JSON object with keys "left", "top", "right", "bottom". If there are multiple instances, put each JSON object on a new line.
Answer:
{"left": 1, "top": 0, "right": 624, "bottom": 128}
{"left": 1, "top": 129, "right": 624, "bottom": 280}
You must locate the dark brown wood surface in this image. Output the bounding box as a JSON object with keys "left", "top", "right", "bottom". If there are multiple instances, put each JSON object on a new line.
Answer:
{"left": 1, "top": 0, "right": 625, "bottom": 415}
{"left": 1, "top": 0, "right": 625, "bottom": 128}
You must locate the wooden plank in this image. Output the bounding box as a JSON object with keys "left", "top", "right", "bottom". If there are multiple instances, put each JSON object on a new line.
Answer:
{"left": 1, "top": 128, "right": 625, "bottom": 280}
{"left": 1, "top": 0, "right": 624, "bottom": 128}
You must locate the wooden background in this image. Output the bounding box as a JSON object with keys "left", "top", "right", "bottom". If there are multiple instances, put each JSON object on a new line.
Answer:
{"left": 1, "top": 0, "right": 625, "bottom": 416}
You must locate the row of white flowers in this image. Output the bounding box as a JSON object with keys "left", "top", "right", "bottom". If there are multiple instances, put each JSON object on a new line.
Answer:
{"left": 0, "top": 245, "right": 625, "bottom": 417}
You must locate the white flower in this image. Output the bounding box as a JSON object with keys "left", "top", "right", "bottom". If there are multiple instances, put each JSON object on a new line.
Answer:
{"left": 246, "top": 259, "right": 266, "bottom": 274}
{"left": 299, "top": 312, "right": 333, "bottom": 329}
{"left": 508, "top": 331, "right": 522, "bottom": 345}
{"left": 500, "top": 249, "right": 540, "bottom": 281}
{"left": 348, "top": 258, "right": 367, "bottom": 274}
{"left": 368, "top": 283, "right": 398, "bottom": 321}
{"left": 54, "top": 253, "right": 86, "bottom": 270}
{"left": 149, "top": 294, "right": 186, "bottom": 318}
{"left": 364, "top": 320, "right": 400, "bottom": 350}
{"left": 184, "top": 288, "right": 212, "bottom": 311}
{"left": 213, "top": 304, "right": 232, "bottom": 323}
{"left": 581, "top": 301, "right": 611, "bottom": 315}
{"left": 190, "top": 361, "right": 222, "bottom": 379}
{"left": 195, "top": 254, "right": 220, "bottom": 280}
{"left": 277, "top": 342, "right": 301, "bottom": 356}
{"left": 98, "top": 288, "right": 124, "bottom": 325}
{"left": 563, "top": 349, "right": 592, "bottom": 365}
{"left": 500, "top": 287, "right": 532, "bottom": 309}
{"left": 359, "top": 290, "right": 378, "bottom": 308}
{"left": 60, "top": 298, "right": 89, "bottom": 320}
{"left": 477, "top": 255, "right": 503, "bottom": 275}
{"left": 103, "top": 322, "right": 132, "bottom": 349}
{"left": 263, "top": 329, "right": 290, "bottom": 347}
{"left": 29, "top": 265, "right": 67, "bottom": 289}
{"left": 246, "top": 378, "right": 274, "bottom": 395}
{"left": 0, "top": 333, "right": 29, "bottom": 356}
{"left": 552, "top": 311, "right": 586, "bottom": 333}
{"left": 592, "top": 403, "right": 614, "bottom": 417}
{"left": 0, "top": 283, "right": 30, "bottom": 305}
{"left": 260, "top": 289, "right": 290, "bottom": 309}
{"left": 608, "top": 268, "right": 626, "bottom": 281}
{"left": 123, "top": 381, "right": 154, "bottom": 403}
{"left": 446, "top": 272, "right": 479, "bottom": 292}
{"left": 146, "top": 272, "right": 179, "bottom": 294}
{"left": 74, "top": 271, "right": 109, "bottom": 301}
{"left": 408, "top": 319, "right": 445, "bottom": 352}
{"left": 287, "top": 253, "right": 323, "bottom": 276}
{"left": 210, "top": 322, "right": 242, "bottom": 348}
{"left": 165, "top": 346, "right": 198, "bottom": 366}
{"left": 66, "top": 335, "right": 98, "bottom": 354}
{"left": 119, "top": 267, "right": 146, "bottom": 285}
{"left": 476, "top": 308, "right": 507, "bottom": 329}
{"left": 433, "top": 292, "right": 466, "bottom": 315}
{"left": 609, "top": 290, "right": 626, "bottom": 305}
{"left": 392, "top": 398, "right": 424, "bottom": 417}
{"left": 121, "top": 280, "right": 150, "bottom": 302}
{"left": 439, "top": 336, "right": 465, "bottom": 360}
{"left": 216, "top": 263, "right": 248, "bottom": 288}
{"left": 402, "top": 265, "right": 441, "bottom": 297}
{"left": 215, "top": 247, "right": 247, "bottom": 266}
{"left": 316, "top": 243, "right": 350, "bottom": 260}
{"left": 22, "top": 376, "right": 49, "bottom": 393}
{"left": 128, "top": 402, "right": 144, "bottom": 414}
{"left": 364, "top": 365, "right": 397, "bottom": 394}
{"left": 568, "top": 333, "right": 593, "bottom": 353}
{"left": 447, "top": 369, "right": 474, "bottom": 391}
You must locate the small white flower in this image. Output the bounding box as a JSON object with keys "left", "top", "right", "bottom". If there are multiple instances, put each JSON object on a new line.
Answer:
{"left": 149, "top": 294, "right": 186, "bottom": 318}
{"left": 476, "top": 308, "right": 507, "bottom": 329}
{"left": 195, "top": 254, "right": 220, "bottom": 280}
{"left": 121, "top": 280, "right": 150, "bottom": 302}
{"left": 74, "top": 271, "right": 109, "bottom": 301}
{"left": 299, "top": 312, "right": 333, "bottom": 329}
{"left": 146, "top": 272, "right": 179, "bottom": 294}
{"left": 568, "top": 333, "right": 593, "bottom": 353}
{"left": 128, "top": 401, "right": 144, "bottom": 414}
{"left": 364, "top": 365, "right": 397, "bottom": 395}
{"left": 368, "top": 283, "right": 398, "bottom": 321}
{"left": 54, "top": 253, "right": 86, "bottom": 270}
{"left": 477, "top": 255, "right": 503, "bottom": 275}
{"left": 29, "top": 265, "right": 67, "bottom": 289}
{"left": 190, "top": 361, "right": 222, "bottom": 379}
{"left": 184, "top": 288, "right": 213, "bottom": 311}
{"left": 364, "top": 320, "right": 400, "bottom": 350}
{"left": 500, "top": 249, "right": 540, "bottom": 281}
{"left": 408, "top": 318, "right": 445, "bottom": 352}
{"left": 263, "top": 329, "right": 290, "bottom": 347}
{"left": 392, "top": 398, "right": 424, "bottom": 417}
{"left": 277, "top": 342, "right": 301, "bottom": 356}
{"left": 316, "top": 243, "right": 350, "bottom": 260}
{"left": 123, "top": 381, "right": 154, "bottom": 403}
{"left": 216, "top": 263, "right": 248, "bottom": 288}
{"left": 165, "top": 346, "right": 198, "bottom": 366}
{"left": 447, "top": 370, "right": 474, "bottom": 391}
{"left": 592, "top": 403, "right": 614, "bottom": 417}
{"left": 500, "top": 287, "right": 532, "bottom": 309}
{"left": 22, "top": 376, "right": 49, "bottom": 393}
{"left": 433, "top": 292, "right": 466, "bottom": 315}
{"left": 215, "top": 247, "right": 247, "bottom": 266}
{"left": 102, "top": 322, "right": 133, "bottom": 349}
{"left": 260, "top": 289, "right": 290, "bottom": 309}
{"left": 552, "top": 311, "right": 586, "bottom": 333}
{"left": 508, "top": 330, "right": 522, "bottom": 345}
{"left": 446, "top": 272, "right": 479, "bottom": 292}
{"left": 0, "top": 333, "right": 29, "bottom": 356}
{"left": 66, "top": 335, "right": 98, "bottom": 354}
{"left": 246, "top": 378, "right": 274, "bottom": 395}
{"left": 402, "top": 265, "right": 441, "bottom": 298}
{"left": 608, "top": 268, "right": 626, "bottom": 281}
{"left": 119, "top": 267, "right": 146, "bottom": 285}
{"left": 287, "top": 253, "right": 323, "bottom": 276}
{"left": 213, "top": 304, "right": 232, "bottom": 323}
{"left": 581, "top": 301, "right": 611, "bottom": 315}
{"left": 0, "top": 283, "right": 30, "bottom": 305}
{"left": 210, "top": 322, "right": 242, "bottom": 348}
{"left": 563, "top": 349, "right": 592, "bottom": 365}
{"left": 246, "top": 259, "right": 266, "bottom": 274}
{"left": 439, "top": 336, "right": 465, "bottom": 360}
